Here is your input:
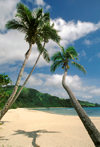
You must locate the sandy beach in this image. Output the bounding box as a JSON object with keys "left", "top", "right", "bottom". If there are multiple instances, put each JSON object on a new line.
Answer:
{"left": 0, "top": 108, "right": 100, "bottom": 147}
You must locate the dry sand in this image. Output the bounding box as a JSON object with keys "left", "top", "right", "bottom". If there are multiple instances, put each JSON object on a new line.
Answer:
{"left": 0, "top": 108, "right": 100, "bottom": 147}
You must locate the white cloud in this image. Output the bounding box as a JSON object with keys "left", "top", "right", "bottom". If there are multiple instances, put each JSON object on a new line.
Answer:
{"left": 34, "top": 0, "right": 45, "bottom": 6}
{"left": 18, "top": 73, "right": 100, "bottom": 103}
{"left": 22, "top": 73, "right": 93, "bottom": 99}
{"left": 0, "top": 30, "right": 28, "bottom": 64}
{"left": 21, "top": 72, "right": 43, "bottom": 86}
{"left": 34, "top": 0, "right": 51, "bottom": 10}
{"left": 23, "top": 73, "right": 67, "bottom": 98}
{"left": 1, "top": 1, "right": 100, "bottom": 68}
{"left": 82, "top": 95, "right": 93, "bottom": 99}
{"left": 0, "top": 29, "right": 60, "bottom": 68}
{"left": 28, "top": 73, "right": 82, "bottom": 93}
{"left": 90, "top": 88, "right": 100, "bottom": 96}
{"left": 3, "top": 18, "right": 100, "bottom": 68}
{"left": 0, "top": 0, "right": 20, "bottom": 31}
{"left": 66, "top": 75, "right": 82, "bottom": 91}
{"left": 0, "top": 30, "right": 46, "bottom": 71}
{"left": 53, "top": 18, "right": 100, "bottom": 46}
{"left": 0, "top": 0, "right": 51, "bottom": 32}
{"left": 44, "top": 74, "right": 62, "bottom": 88}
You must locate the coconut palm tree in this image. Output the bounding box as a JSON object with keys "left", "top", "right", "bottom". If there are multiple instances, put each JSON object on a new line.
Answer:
{"left": 0, "top": 3, "right": 60, "bottom": 120}
{"left": 51, "top": 46, "right": 100, "bottom": 146}
{"left": 11, "top": 21, "right": 61, "bottom": 107}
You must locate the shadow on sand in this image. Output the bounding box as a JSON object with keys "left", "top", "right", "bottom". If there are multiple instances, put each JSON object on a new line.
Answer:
{"left": 0, "top": 121, "right": 9, "bottom": 125}
{"left": 0, "top": 136, "right": 8, "bottom": 141}
{"left": 13, "top": 129, "right": 60, "bottom": 147}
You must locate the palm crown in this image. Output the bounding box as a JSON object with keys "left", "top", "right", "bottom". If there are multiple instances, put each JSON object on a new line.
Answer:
{"left": 51, "top": 46, "right": 86, "bottom": 73}
{"left": 6, "top": 3, "right": 60, "bottom": 62}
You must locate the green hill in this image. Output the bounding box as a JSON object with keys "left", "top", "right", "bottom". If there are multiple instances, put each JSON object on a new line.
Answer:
{"left": 0, "top": 85, "right": 100, "bottom": 109}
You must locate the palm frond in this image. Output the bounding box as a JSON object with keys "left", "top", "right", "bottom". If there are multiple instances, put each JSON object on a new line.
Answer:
{"left": 61, "top": 46, "right": 65, "bottom": 55}
{"left": 42, "top": 24, "right": 60, "bottom": 43}
{"left": 36, "top": 13, "right": 50, "bottom": 30}
{"left": 36, "top": 40, "right": 50, "bottom": 62}
{"left": 16, "top": 3, "right": 32, "bottom": 25}
{"left": 36, "top": 40, "right": 43, "bottom": 53}
{"left": 42, "top": 13, "right": 50, "bottom": 23}
{"left": 51, "top": 51, "right": 63, "bottom": 62}
{"left": 36, "top": 8, "right": 43, "bottom": 19}
{"left": 32, "top": 8, "right": 42, "bottom": 19}
{"left": 6, "top": 19, "right": 27, "bottom": 33}
{"left": 71, "top": 61, "right": 86, "bottom": 74}
{"left": 66, "top": 52, "right": 75, "bottom": 60}
{"left": 66, "top": 47, "right": 78, "bottom": 58}
{"left": 6, "top": 2, "right": 60, "bottom": 52}
{"left": 43, "top": 48, "right": 50, "bottom": 63}
{"left": 51, "top": 60, "right": 62, "bottom": 72}
{"left": 50, "top": 45, "right": 86, "bottom": 74}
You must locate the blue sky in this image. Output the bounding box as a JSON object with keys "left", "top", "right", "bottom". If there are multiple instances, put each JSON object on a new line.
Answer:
{"left": 0, "top": 0, "right": 100, "bottom": 103}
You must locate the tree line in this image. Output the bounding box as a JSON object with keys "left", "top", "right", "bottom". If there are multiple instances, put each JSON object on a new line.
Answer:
{"left": 0, "top": 85, "right": 99, "bottom": 109}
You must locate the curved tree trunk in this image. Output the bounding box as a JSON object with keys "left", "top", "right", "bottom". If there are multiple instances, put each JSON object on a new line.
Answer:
{"left": 0, "top": 43, "right": 32, "bottom": 120}
{"left": 62, "top": 68, "right": 100, "bottom": 147}
{"left": 9, "top": 42, "right": 46, "bottom": 108}
{"left": 10, "top": 52, "right": 42, "bottom": 106}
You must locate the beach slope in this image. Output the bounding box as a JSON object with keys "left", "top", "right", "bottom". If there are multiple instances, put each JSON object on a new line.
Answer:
{"left": 0, "top": 108, "right": 100, "bottom": 147}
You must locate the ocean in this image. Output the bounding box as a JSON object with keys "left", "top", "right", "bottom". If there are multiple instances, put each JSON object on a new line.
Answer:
{"left": 33, "top": 107, "right": 100, "bottom": 117}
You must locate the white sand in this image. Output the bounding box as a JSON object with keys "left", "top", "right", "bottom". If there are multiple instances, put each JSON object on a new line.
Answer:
{"left": 0, "top": 108, "right": 100, "bottom": 147}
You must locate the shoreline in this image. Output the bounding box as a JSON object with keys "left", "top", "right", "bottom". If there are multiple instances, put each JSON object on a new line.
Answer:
{"left": 26, "top": 106, "right": 100, "bottom": 108}
{"left": 32, "top": 107, "right": 100, "bottom": 117}
{"left": 0, "top": 108, "right": 100, "bottom": 147}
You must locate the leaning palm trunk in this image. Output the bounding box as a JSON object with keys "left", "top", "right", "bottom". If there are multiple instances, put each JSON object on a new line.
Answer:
{"left": 62, "top": 68, "right": 100, "bottom": 147}
{"left": 9, "top": 43, "right": 46, "bottom": 108}
{"left": 0, "top": 44, "right": 32, "bottom": 120}
{"left": 10, "top": 52, "right": 42, "bottom": 106}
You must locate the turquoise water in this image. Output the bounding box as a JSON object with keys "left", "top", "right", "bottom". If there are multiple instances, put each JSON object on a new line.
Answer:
{"left": 33, "top": 107, "right": 100, "bottom": 117}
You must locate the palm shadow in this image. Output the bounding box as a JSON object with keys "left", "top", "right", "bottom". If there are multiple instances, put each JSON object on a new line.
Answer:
{"left": 0, "top": 121, "right": 9, "bottom": 125}
{"left": 13, "top": 129, "right": 60, "bottom": 147}
{"left": 0, "top": 136, "right": 8, "bottom": 141}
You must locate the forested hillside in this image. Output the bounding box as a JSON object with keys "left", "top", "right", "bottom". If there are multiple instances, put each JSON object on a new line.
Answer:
{"left": 0, "top": 86, "right": 100, "bottom": 109}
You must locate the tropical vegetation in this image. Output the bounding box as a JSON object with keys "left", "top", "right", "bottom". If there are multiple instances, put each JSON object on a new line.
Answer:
{"left": 0, "top": 74, "right": 12, "bottom": 98}
{"left": 0, "top": 3, "right": 60, "bottom": 120}
{"left": 51, "top": 46, "right": 100, "bottom": 146}
{"left": 0, "top": 85, "right": 99, "bottom": 109}
{"left": 1, "top": 2, "right": 100, "bottom": 146}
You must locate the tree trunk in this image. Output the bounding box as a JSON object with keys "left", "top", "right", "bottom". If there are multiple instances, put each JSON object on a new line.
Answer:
{"left": 0, "top": 43, "right": 32, "bottom": 120}
{"left": 62, "top": 69, "right": 100, "bottom": 147}
{"left": 9, "top": 42, "right": 46, "bottom": 108}
{"left": 10, "top": 52, "right": 42, "bottom": 106}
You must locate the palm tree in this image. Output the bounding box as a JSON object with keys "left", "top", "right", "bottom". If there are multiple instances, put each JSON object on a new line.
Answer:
{"left": 11, "top": 20, "right": 61, "bottom": 106}
{"left": 0, "top": 3, "right": 60, "bottom": 120}
{"left": 9, "top": 43, "right": 49, "bottom": 107}
{"left": 51, "top": 46, "right": 100, "bottom": 146}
